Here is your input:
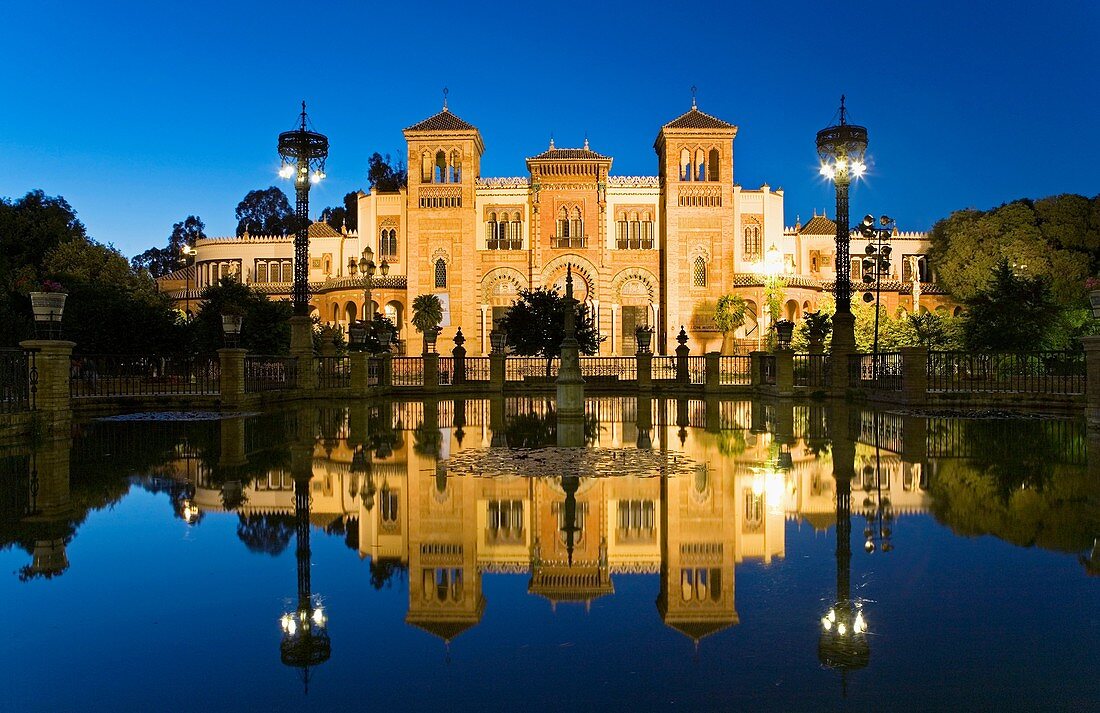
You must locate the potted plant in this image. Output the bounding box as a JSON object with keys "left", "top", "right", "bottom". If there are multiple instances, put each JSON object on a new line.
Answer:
{"left": 411, "top": 294, "right": 444, "bottom": 355}
{"left": 1087, "top": 277, "right": 1100, "bottom": 318}
{"left": 635, "top": 324, "right": 654, "bottom": 353}
{"left": 804, "top": 310, "right": 832, "bottom": 352}
{"left": 774, "top": 319, "right": 795, "bottom": 350}
{"left": 30, "top": 280, "right": 67, "bottom": 338}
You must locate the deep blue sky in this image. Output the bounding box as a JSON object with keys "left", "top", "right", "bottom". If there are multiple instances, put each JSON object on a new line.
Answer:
{"left": 2, "top": 0, "right": 1097, "bottom": 257}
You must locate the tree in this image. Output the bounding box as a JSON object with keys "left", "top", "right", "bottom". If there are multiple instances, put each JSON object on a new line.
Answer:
{"left": 368, "top": 153, "right": 408, "bottom": 193}
{"left": 961, "top": 258, "right": 1066, "bottom": 351}
{"left": 713, "top": 294, "right": 747, "bottom": 354}
{"left": 190, "top": 279, "right": 293, "bottom": 355}
{"left": 131, "top": 216, "right": 205, "bottom": 278}
{"left": 235, "top": 187, "right": 294, "bottom": 236}
{"left": 498, "top": 287, "right": 603, "bottom": 376}
{"left": 320, "top": 191, "right": 359, "bottom": 232}
{"left": 928, "top": 194, "right": 1100, "bottom": 307}
{"left": 411, "top": 293, "right": 444, "bottom": 336}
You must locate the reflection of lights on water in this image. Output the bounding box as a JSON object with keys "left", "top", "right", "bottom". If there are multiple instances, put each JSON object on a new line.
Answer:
{"left": 750, "top": 470, "right": 789, "bottom": 514}
{"left": 820, "top": 605, "right": 868, "bottom": 635}
{"left": 280, "top": 606, "right": 327, "bottom": 637}
{"left": 182, "top": 500, "right": 199, "bottom": 524}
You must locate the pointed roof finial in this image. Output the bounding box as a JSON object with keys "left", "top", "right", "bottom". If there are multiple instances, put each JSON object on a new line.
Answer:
{"left": 549, "top": 133, "right": 555, "bottom": 150}
{"left": 691, "top": 85, "right": 697, "bottom": 109}
{"left": 442, "top": 86, "right": 449, "bottom": 111}
{"left": 300, "top": 100, "right": 307, "bottom": 130}
{"left": 839, "top": 94, "right": 847, "bottom": 125}
{"left": 583, "top": 131, "right": 589, "bottom": 150}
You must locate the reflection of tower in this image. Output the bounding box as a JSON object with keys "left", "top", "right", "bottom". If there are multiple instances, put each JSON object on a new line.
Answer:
{"left": 560, "top": 475, "right": 581, "bottom": 565}
{"left": 818, "top": 404, "right": 869, "bottom": 694}
{"left": 280, "top": 412, "right": 330, "bottom": 692}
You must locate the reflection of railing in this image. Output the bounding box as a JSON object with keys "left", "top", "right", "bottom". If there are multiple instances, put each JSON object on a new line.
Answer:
{"left": 244, "top": 356, "right": 296, "bottom": 392}
{"left": 761, "top": 355, "right": 777, "bottom": 385}
{"left": 392, "top": 357, "right": 423, "bottom": 387}
{"left": 438, "top": 356, "right": 454, "bottom": 385}
{"left": 465, "top": 357, "right": 490, "bottom": 382}
{"left": 71, "top": 354, "right": 220, "bottom": 397}
{"left": 506, "top": 357, "right": 559, "bottom": 381}
{"left": 0, "top": 348, "right": 35, "bottom": 412}
{"left": 316, "top": 356, "right": 350, "bottom": 389}
{"left": 848, "top": 353, "right": 902, "bottom": 391}
{"left": 579, "top": 357, "right": 637, "bottom": 381}
{"left": 718, "top": 356, "right": 751, "bottom": 385}
{"left": 927, "top": 351, "right": 1084, "bottom": 395}
{"left": 794, "top": 354, "right": 831, "bottom": 388}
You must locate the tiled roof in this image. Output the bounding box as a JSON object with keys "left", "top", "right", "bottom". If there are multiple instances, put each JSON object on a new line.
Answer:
{"left": 799, "top": 215, "right": 838, "bottom": 235}
{"left": 157, "top": 264, "right": 196, "bottom": 283}
{"left": 663, "top": 107, "right": 736, "bottom": 130}
{"left": 527, "top": 147, "right": 609, "bottom": 160}
{"left": 307, "top": 221, "right": 341, "bottom": 238}
{"left": 405, "top": 109, "right": 478, "bottom": 132}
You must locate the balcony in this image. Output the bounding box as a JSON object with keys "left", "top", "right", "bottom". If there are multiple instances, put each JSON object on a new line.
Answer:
{"left": 553, "top": 236, "right": 588, "bottom": 249}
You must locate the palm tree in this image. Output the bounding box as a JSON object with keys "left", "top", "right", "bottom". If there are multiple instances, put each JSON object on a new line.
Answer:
{"left": 714, "top": 294, "right": 748, "bottom": 355}
{"left": 411, "top": 294, "right": 444, "bottom": 354}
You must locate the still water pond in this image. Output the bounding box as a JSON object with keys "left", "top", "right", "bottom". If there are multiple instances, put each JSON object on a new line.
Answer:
{"left": 1, "top": 398, "right": 1097, "bottom": 711}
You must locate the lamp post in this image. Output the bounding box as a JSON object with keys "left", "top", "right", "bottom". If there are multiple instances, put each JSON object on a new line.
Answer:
{"left": 277, "top": 102, "right": 329, "bottom": 317}
{"left": 180, "top": 244, "right": 197, "bottom": 319}
{"left": 857, "top": 214, "right": 896, "bottom": 383}
{"left": 357, "top": 247, "right": 390, "bottom": 352}
{"left": 817, "top": 96, "right": 869, "bottom": 354}
{"left": 221, "top": 313, "right": 243, "bottom": 348}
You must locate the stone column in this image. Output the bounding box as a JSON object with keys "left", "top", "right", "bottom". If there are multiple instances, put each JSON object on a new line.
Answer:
{"left": 1083, "top": 336, "right": 1100, "bottom": 428}
{"left": 830, "top": 312, "right": 855, "bottom": 397}
{"left": 489, "top": 352, "right": 505, "bottom": 391}
{"left": 637, "top": 351, "right": 652, "bottom": 392}
{"left": 380, "top": 352, "right": 393, "bottom": 389}
{"left": 557, "top": 268, "right": 586, "bottom": 447}
{"left": 749, "top": 351, "right": 764, "bottom": 388}
{"left": 350, "top": 351, "right": 370, "bottom": 391}
{"left": 423, "top": 353, "right": 439, "bottom": 393}
{"left": 19, "top": 340, "right": 73, "bottom": 417}
{"left": 704, "top": 351, "right": 720, "bottom": 392}
{"left": 218, "top": 348, "right": 246, "bottom": 408}
{"left": 776, "top": 350, "right": 795, "bottom": 397}
{"left": 900, "top": 346, "right": 928, "bottom": 406}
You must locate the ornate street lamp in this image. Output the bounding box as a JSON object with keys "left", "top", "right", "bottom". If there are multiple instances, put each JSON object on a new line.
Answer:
{"left": 277, "top": 102, "right": 329, "bottom": 316}
{"left": 817, "top": 96, "right": 869, "bottom": 353}
{"left": 857, "top": 214, "right": 896, "bottom": 383}
{"left": 221, "top": 313, "right": 243, "bottom": 348}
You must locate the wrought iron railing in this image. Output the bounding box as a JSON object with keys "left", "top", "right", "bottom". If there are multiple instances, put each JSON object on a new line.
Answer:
{"left": 718, "top": 356, "right": 752, "bottom": 385}
{"left": 652, "top": 356, "right": 678, "bottom": 381}
{"left": 686, "top": 356, "right": 706, "bottom": 384}
{"left": 244, "top": 356, "right": 296, "bottom": 392}
{"left": 506, "top": 357, "right": 559, "bottom": 381}
{"left": 316, "top": 356, "right": 350, "bottom": 389}
{"left": 761, "top": 355, "right": 777, "bottom": 385}
{"left": 71, "top": 354, "right": 220, "bottom": 397}
{"left": 366, "top": 357, "right": 381, "bottom": 386}
{"left": 465, "top": 357, "right": 490, "bottom": 382}
{"left": 927, "top": 350, "right": 1085, "bottom": 395}
{"left": 391, "top": 356, "right": 424, "bottom": 387}
{"left": 579, "top": 357, "right": 637, "bottom": 381}
{"left": 0, "top": 348, "right": 35, "bottom": 413}
{"left": 794, "top": 353, "right": 831, "bottom": 388}
{"left": 848, "top": 353, "right": 903, "bottom": 391}
{"left": 438, "top": 356, "right": 454, "bottom": 386}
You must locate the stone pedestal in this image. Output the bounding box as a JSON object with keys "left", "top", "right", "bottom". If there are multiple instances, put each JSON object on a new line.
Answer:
{"left": 830, "top": 311, "right": 856, "bottom": 396}
{"left": 675, "top": 342, "right": 690, "bottom": 385}
{"left": 704, "top": 351, "right": 720, "bottom": 392}
{"left": 1084, "top": 336, "right": 1100, "bottom": 429}
{"left": 636, "top": 352, "right": 652, "bottom": 392}
{"left": 380, "top": 353, "right": 393, "bottom": 388}
{"left": 289, "top": 316, "right": 316, "bottom": 390}
{"left": 750, "top": 351, "right": 764, "bottom": 387}
{"left": 452, "top": 343, "right": 467, "bottom": 385}
{"left": 350, "top": 352, "right": 370, "bottom": 391}
{"left": 218, "top": 348, "right": 247, "bottom": 408}
{"left": 489, "top": 353, "right": 505, "bottom": 391}
{"left": 776, "top": 350, "right": 795, "bottom": 396}
{"left": 900, "top": 346, "right": 928, "bottom": 405}
{"left": 423, "top": 353, "right": 439, "bottom": 393}
{"left": 19, "top": 340, "right": 74, "bottom": 415}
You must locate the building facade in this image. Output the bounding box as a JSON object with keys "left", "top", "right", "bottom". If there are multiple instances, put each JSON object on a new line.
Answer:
{"left": 161, "top": 102, "right": 952, "bottom": 354}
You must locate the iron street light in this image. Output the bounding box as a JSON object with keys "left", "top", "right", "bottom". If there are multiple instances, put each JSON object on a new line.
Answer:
{"left": 221, "top": 313, "right": 243, "bottom": 348}
{"left": 817, "top": 95, "right": 869, "bottom": 353}
{"left": 277, "top": 102, "right": 329, "bottom": 316}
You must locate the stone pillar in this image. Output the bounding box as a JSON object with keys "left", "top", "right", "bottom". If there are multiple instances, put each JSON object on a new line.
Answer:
{"left": 489, "top": 352, "right": 505, "bottom": 391}
{"left": 1083, "top": 336, "right": 1100, "bottom": 429}
{"left": 675, "top": 327, "right": 690, "bottom": 385}
{"left": 218, "top": 348, "right": 246, "bottom": 408}
{"left": 830, "top": 312, "right": 856, "bottom": 396}
{"left": 637, "top": 352, "right": 652, "bottom": 392}
{"left": 776, "top": 350, "right": 795, "bottom": 396}
{"left": 557, "top": 267, "right": 586, "bottom": 446}
{"left": 749, "top": 351, "right": 764, "bottom": 388}
{"left": 423, "top": 353, "right": 440, "bottom": 393}
{"left": 900, "top": 346, "right": 928, "bottom": 406}
{"left": 350, "top": 351, "right": 370, "bottom": 391}
{"left": 20, "top": 340, "right": 73, "bottom": 415}
{"left": 380, "top": 352, "right": 393, "bottom": 389}
{"left": 452, "top": 333, "right": 467, "bottom": 386}
{"left": 704, "top": 351, "right": 720, "bottom": 392}
{"left": 289, "top": 315, "right": 316, "bottom": 390}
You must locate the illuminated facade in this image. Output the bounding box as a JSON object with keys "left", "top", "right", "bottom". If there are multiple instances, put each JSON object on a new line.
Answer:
{"left": 160, "top": 102, "right": 949, "bottom": 354}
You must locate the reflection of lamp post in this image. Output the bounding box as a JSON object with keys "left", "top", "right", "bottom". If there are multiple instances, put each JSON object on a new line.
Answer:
{"left": 817, "top": 96, "right": 869, "bottom": 354}
{"left": 280, "top": 475, "right": 331, "bottom": 692}
{"left": 277, "top": 102, "right": 329, "bottom": 317}
{"left": 180, "top": 244, "right": 197, "bottom": 319}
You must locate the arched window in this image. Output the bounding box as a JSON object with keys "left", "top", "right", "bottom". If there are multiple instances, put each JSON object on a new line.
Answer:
{"left": 708, "top": 149, "right": 720, "bottom": 181}
{"left": 380, "top": 228, "right": 398, "bottom": 258}
{"left": 569, "top": 207, "right": 583, "bottom": 241}
{"left": 421, "top": 151, "right": 432, "bottom": 183}
{"left": 510, "top": 212, "right": 523, "bottom": 249}
{"left": 692, "top": 256, "right": 707, "bottom": 287}
{"left": 557, "top": 206, "right": 569, "bottom": 237}
{"left": 680, "top": 148, "right": 691, "bottom": 181}
{"left": 450, "top": 150, "right": 461, "bottom": 183}
{"left": 616, "top": 212, "right": 628, "bottom": 249}
{"left": 743, "top": 226, "right": 762, "bottom": 261}
{"left": 435, "top": 150, "right": 447, "bottom": 183}
{"left": 695, "top": 149, "right": 706, "bottom": 181}
{"left": 487, "top": 212, "right": 499, "bottom": 249}
{"left": 434, "top": 258, "right": 447, "bottom": 288}
{"left": 642, "top": 212, "right": 654, "bottom": 249}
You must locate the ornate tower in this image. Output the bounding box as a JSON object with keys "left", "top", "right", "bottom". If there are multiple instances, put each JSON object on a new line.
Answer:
{"left": 654, "top": 98, "right": 738, "bottom": 352}
{"left": 404, "top": 99, "right": 484, "bottom": 347}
